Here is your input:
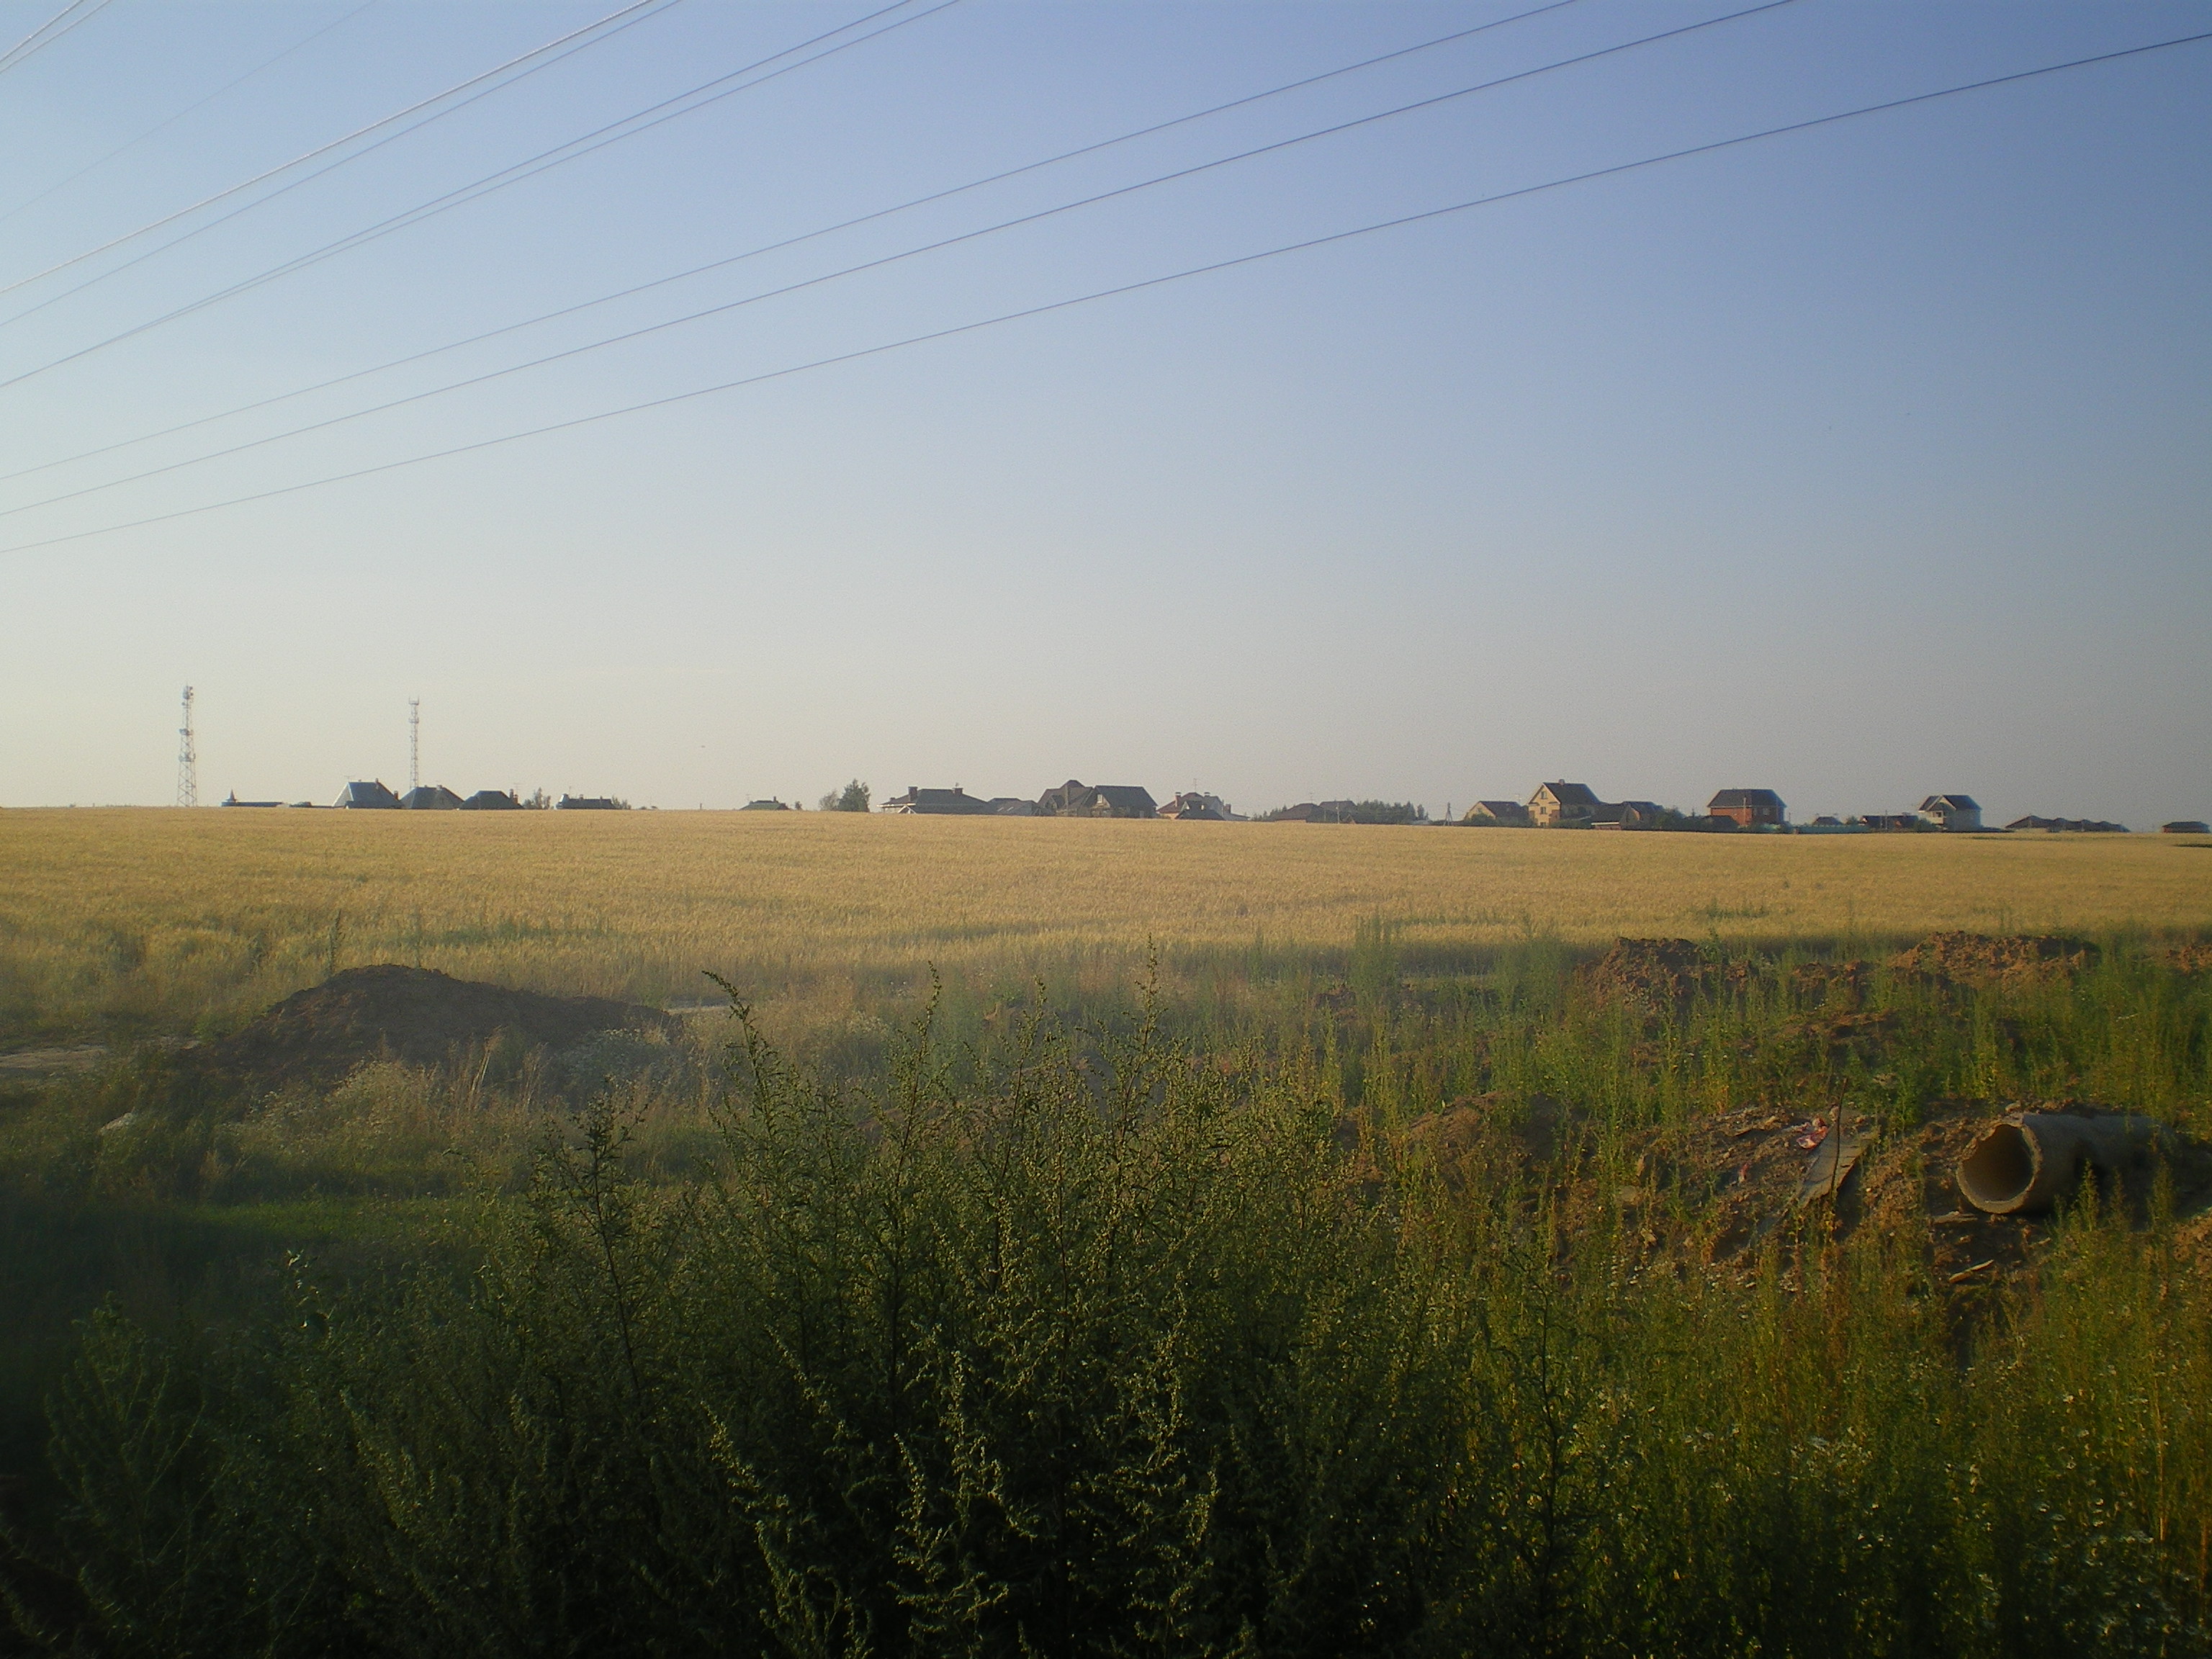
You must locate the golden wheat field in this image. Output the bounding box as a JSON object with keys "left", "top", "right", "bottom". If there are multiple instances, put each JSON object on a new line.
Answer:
{"left": 1, "top": 806, "right": 2207, "bottom": 1040}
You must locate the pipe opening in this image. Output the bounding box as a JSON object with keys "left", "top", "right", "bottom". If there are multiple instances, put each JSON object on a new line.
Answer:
{"left": 1959, "top": 1122, "right": 2037, "bottom": 1213}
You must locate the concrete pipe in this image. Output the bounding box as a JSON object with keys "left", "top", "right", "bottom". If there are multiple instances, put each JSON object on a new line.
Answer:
{"left": 1956, "top": 1112, "right": 2175, "bottom": 1215}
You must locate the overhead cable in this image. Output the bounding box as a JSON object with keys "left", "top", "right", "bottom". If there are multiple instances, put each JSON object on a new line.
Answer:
{"left": 0, "top": 0, "right": 1589, "bottom": 486}
{"left": 5, "top": 26, "right": 2204, "bottom": 559}
{"left": 1, "top": 1, "right": 385, "bottom": 225}
{"left": 0, "top": 0, "right": 950, "bottom": 372}
{"left": 0, "top": 0, "right": 114, "bottom": 76}
{"left": 0, "top": 0, "right": 1791, "bottom": 504}
{"left": 0, "top": 0, "right": 688, "bottom": 300}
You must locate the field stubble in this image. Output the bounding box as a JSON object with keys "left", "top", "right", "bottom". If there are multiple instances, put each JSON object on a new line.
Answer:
{"left": 3, "top": 807, "right": 2206, "bottom": 1048}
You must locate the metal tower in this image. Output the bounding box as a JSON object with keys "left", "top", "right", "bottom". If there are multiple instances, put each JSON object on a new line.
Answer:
{"left": 175, "top": 685, "right": 197, "bottom": 807}
{"left": 408, "top": 698, "right": 421, "bottom": 792}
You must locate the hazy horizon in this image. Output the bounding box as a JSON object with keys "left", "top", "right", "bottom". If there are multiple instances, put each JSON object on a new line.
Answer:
{"left": 2, "top": 0, "right": 2206, "bottom": 827}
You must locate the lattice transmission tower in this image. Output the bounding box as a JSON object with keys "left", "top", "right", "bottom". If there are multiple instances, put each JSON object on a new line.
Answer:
{"left": 408, "top": 698, "right": 421, "bottom": 792}
{"left": 175, "top": 685, "right": 197, "bottom": 807}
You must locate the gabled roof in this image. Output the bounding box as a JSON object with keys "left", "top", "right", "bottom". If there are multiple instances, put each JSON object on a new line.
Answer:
{"left": 886, "top": 786, "right": 996, "bottom": 815}
{"left": 1532, "top": 781, "right": 1601, "bottom": 807}
{"left": 1920, "top": 794, "right": 1980, "bottom": 812}
{"left": 1091, "top": 785, "right": 1159, "bottom": 814}
{"left": 1708, "top": 788, "right": 1785, "bottom": 811}
{"left": 1159, "top": 792, "right": 1226, "bottom": 820}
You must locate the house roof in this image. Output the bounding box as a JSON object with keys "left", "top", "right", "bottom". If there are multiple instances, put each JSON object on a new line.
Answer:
{"left": 335, "top": 780, "right": 400, "bottom": 809}
{"left": 400, "top": 785, "right": 462, "bottom": 809}
{"left": 1091, "top": 785, "right": 1159, "bottom": 813}
{"left": 1920, "top": 794, "right": 1980, "bottom": 812}
{"left": 1160, "top": 792, "right": 1226, "bottom": 819}
{"left": 886, "top": 786, "right": 995, "bottom": 814}
{"left": 1708, "top": 788, "right": 1784, "bottom": 811}
{"left": 1532, "top": 781, "right": 1601, "bottom": 807}
{"left": 461, "top": 790, "right": 520, "bottom": 810}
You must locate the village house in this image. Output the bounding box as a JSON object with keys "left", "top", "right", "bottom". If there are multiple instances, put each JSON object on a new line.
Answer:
{"left": 1462, "top": 800, "right": 1531, "bottom": 827}
{"left": 333, "top": 780, "right": 401, "bottom": 809}
{"left": 1707, "top": 788, "right": 1786, "bottom": 829}
{"left": 1527, "top": 781, "right": 1603, "bottom": 827}
{"left": 1038, "top": 781, "right": 1159, "bottom": 818}
{"left": 882, "top": 786, "right": 997, "bottom": 815}
{"left": 400, "top": 785, "right": 463, "bottom": 810}
{"left": 2007, "top": 815, "right": 2129, "bottom": 834}
{"left": 1159, "top": 791, "right": 1236, "bottom": 821}
{"left": 1591, "top": 800, "right": 1665, "bottom": 830}
{"left": 1920, "top": 794, "right": 1983, "bottom": 832}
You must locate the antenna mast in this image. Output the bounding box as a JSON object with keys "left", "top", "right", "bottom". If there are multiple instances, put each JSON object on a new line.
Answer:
{"left": 408, "top": 698, "right": 420, "bottom": 792}
{"left": 175, "top": 685, "right": 197, "bottom": 807}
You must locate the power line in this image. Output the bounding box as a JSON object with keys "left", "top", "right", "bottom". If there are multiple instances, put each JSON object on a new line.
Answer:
{"left": 0, "top": 0, "right": 950, "bottom": 378}
{"left": 5, "top": 27, "right": 2204, "bottom": 561}
{"left": 0, "top": 0, "right": 688, "bottom": 301}
{"left": 0, "top": 0, "right": 1794, "bottom": 511}
{"left": 0, "top": 0, "right": 114, "bottom": 76}
{"left": 0, "top": 1, "right": 384, "bottom": 225}
{"left": 0, "top": 0, "right": 1588, "bottom": 488}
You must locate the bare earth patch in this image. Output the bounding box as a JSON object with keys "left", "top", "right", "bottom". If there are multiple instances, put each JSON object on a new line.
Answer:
{"left": 203, "top": 964, "right": 675, "bottom": 1089}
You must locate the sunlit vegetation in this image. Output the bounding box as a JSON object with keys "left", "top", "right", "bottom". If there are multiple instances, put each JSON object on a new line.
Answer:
{"left": 2, "top": 811, "right": 2211, "bottom": 1653}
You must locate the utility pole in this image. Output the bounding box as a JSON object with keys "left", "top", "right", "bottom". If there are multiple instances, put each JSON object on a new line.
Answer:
{"left": 175, "top": 686, "right": 197, "bottom": 807}
{"left": 408, "top": 698, "right": 421, "bottom": 792}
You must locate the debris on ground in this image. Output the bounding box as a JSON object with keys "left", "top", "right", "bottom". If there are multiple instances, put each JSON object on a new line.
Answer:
{"left": 1887, "top": 932, "right": 2097, "bottom": 984}
{"left": 0, "top": 1046, "right": 108, "bottom": 1083}
{"left": 202, "top": 964, "right": 677, "bottom": 1089}
{"left": 1386, "top": 1092, "right": 2212, "bottom": 1300}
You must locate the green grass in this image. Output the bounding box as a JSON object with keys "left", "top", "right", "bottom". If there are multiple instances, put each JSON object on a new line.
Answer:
{"left": 3, "top": 932, "right": 2210, "bottom": 1655}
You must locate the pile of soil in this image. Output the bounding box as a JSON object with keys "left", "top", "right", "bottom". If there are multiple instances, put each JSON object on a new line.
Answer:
{"left": 1887, "top": 932, "right": 2097, "bottom": 984}
{"left": 1582, "top": 938, "right": 1719, "bottom": 1012}
{"left": 204, "top": 965, "right": 675, "bottom": 1089}
{"left": 2164, "top": 942, "right": 2212, "bottom": 976}
{"left": 1785, "top": 959, "right": 1871, "bottom": 1010}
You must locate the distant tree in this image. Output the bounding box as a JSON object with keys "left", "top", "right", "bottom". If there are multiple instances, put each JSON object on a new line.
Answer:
{"left": 1341, "top": 801, "right": 1429, "bottom": 825}
{"left": 819, "top": 779, "right": 871, "bottom": 813}
{"left": 523, "top": 789, "right": 550, "bottom": 810}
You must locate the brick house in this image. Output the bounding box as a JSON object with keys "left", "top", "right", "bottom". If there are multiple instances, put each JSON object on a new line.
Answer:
{"left": 1707, "top": 788, "right": 1786, "bottom": 829}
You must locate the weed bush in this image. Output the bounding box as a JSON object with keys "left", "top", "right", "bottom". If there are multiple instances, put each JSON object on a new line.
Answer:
{"left": 12, "top": 984, "right": 2211, "bottom": 1657}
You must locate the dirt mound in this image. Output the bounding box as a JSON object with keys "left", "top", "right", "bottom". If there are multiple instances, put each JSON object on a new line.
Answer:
{"left": 1888, "top": 932, "right": 2097, "bottom": 984}
{"left": 1786, "top": 959, "right": 1871, "bottom": 1010}
{"left": 2163, "top": 942, "right": 2212, "bottom": 975}
{"left": 206, "top": 965, "right": 675, "bottom": 1089}
{"left": 1583, "top": 938, "right": 1714, "bottom": 1010}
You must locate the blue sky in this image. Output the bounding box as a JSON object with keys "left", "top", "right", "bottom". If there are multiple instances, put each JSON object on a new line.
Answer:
{"left": 1, "top": 0, "right": 2206, "bottom": 822}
